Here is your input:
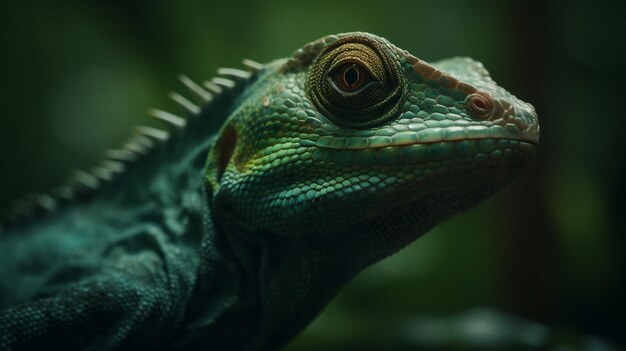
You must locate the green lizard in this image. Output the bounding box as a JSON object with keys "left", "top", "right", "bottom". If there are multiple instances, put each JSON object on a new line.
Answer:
{"left": 0, "top": 32, "right": 539, "bottom": 350}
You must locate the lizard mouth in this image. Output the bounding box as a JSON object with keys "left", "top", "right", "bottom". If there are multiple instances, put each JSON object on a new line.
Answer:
{"left": 310, "top": 123, "right": 538, "bottom": 167}
{"left": 313, "top": 122, "right": 538, "bottom": 151}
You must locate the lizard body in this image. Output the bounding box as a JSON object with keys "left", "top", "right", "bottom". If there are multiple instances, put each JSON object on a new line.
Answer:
{"left": 0, "top": 32, "right": 539, "bottom": 350}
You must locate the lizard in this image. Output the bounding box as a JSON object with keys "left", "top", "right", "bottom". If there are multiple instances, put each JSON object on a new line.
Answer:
{"left": 0, "top": 32, "right": 539, "bottom": 350}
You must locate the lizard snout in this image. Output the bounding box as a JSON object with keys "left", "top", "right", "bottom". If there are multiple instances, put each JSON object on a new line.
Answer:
{"left": 470, "top": 93, "right": 539, "bottom": 145}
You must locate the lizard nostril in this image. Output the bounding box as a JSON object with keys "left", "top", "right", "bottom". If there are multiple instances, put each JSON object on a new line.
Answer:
{"left": 466, "top": 93, "right": 493, "bottom": 120}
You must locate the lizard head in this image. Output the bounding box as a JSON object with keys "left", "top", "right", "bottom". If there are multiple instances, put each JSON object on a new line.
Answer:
{"left": 206, "top": 32, "right": 538, "bottom": 254}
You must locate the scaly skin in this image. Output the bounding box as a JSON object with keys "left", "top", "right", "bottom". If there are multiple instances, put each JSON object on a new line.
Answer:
{"left": 0, "top": 32, "right": 538, "bottom": 350}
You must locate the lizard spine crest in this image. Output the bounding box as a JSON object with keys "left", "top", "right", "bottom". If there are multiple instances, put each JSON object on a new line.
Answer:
{"left": 0, "top": 59, "right": 263, "bottom": 231}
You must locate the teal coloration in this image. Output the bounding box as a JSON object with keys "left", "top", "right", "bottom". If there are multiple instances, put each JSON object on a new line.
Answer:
{"left": 0, "top": 32, "right": 538, "bottom": 350}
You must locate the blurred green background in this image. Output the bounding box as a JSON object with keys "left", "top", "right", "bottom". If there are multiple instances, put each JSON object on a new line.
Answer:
{"left": 0, "top": 0, "right": 624, "bottom": 349}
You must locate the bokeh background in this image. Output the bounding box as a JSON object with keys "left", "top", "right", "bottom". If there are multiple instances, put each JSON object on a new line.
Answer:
{"left": 0, "top": 0, "right": 624, "bottom": 349}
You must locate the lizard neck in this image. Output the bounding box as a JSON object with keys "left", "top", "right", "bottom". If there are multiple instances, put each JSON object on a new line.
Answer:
{"left": 193, "top": 185, "right": 468, "bottom": 350}
{"left": 190, "top": 207, "right": 422, "bottom": 350}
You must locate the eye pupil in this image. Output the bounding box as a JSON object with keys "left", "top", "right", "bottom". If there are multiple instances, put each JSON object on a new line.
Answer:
{"left": 343, "top": 66, "right": 360, "bottom": 87}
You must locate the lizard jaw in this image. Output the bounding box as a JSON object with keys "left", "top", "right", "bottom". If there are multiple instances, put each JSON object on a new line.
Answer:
{"left": 309, "top": 137, "right": 535, "bottom": 170}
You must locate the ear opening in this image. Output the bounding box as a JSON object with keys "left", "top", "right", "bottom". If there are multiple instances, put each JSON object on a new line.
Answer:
{"left": 205, "top": 124, "right": 239, "bottom": 192}
{"left": 216, "top": 125, "right": 238, "bottom": 182}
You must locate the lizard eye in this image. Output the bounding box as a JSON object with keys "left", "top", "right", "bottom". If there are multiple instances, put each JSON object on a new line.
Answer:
{"left": 307, "top": 35, "right": 404, "bottom": 128}
{"left": 332, "top": 63, "right": 371, "bottom": 92}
